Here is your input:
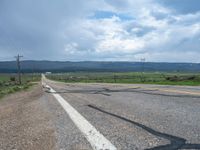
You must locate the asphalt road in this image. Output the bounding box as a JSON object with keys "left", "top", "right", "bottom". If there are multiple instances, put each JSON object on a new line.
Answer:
{"left": 43, "top": 77, "right": 200, "bottom": 150}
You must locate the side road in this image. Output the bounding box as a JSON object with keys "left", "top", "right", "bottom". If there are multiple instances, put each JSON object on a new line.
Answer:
{"left": 0, "top": 83, "right": 56, "bottom": 150}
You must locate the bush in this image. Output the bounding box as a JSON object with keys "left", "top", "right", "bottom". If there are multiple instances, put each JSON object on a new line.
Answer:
{"left": 165, "top": 75, "right": 196, "bottom": 81}
{"left": 10, "top": 77, "right": 16, "bottom": 82}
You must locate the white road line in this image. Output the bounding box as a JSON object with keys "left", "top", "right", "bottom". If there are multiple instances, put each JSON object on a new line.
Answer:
{"left": 45, "top": 84, "right": 117, "bottom": 150}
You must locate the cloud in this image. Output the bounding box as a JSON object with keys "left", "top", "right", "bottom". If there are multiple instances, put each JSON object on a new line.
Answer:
{"left": 0, "top": 0, "right": 200, "bottom": 62}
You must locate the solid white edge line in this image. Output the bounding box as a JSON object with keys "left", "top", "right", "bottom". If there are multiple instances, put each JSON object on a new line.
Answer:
{"left": 44, "top": 83, "right": 117, "bottom": 150}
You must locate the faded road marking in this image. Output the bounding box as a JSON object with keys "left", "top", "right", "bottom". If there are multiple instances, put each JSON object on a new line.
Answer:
{"left": 131, "top": 86, "right": 200, "bottom": 96}
{"left": 158, "top": 89, "right": 200, "bottom": 96}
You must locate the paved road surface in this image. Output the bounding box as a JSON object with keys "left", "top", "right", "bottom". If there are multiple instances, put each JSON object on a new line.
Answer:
{"left": 43, "top": 76, "right": 200, "bottom": 150}
{"left": 1, "top": 77, "right": 200, "bottom": 150}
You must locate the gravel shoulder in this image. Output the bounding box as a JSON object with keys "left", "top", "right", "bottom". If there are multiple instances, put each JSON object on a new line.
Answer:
{"left": 0, "top": 83, "right": 56, "bottom": 150}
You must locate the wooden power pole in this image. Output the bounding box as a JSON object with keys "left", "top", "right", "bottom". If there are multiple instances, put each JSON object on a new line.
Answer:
{"left": 15, "top": 54, "right": 23, "bottom": 84}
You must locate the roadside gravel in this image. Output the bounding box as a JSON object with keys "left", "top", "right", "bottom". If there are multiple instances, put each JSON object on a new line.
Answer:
{"left": 0, "top": 83, "right": 56, "bottom": 150}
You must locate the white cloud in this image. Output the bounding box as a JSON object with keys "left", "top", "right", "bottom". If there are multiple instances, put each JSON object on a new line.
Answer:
{"left": 0, "top": 0, "right": 200, "bottom": 62}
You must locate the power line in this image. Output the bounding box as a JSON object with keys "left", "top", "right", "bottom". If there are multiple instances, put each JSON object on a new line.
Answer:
{"left": 14, "top": 54, "right": 23, "bottom": 85}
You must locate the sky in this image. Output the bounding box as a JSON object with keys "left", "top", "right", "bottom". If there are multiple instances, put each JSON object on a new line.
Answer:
{"left": 0, "top": 0, "right": 200, "bottom": 62}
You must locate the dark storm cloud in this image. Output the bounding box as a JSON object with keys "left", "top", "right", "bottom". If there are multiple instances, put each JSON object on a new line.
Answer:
{"left": 0, "top": 0, "right": 95, "bottom": 60}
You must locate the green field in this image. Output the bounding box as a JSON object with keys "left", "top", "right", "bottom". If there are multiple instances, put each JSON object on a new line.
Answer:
{"left": 46, "top": 72, "right": 200, "bottom": 86}
{"left": 0, "top": 74, "right": 41, "bottom": 99}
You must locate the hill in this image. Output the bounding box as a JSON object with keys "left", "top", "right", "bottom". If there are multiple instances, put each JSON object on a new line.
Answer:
{"left": 0, "top": 61, "right": 199, "bottom": 73}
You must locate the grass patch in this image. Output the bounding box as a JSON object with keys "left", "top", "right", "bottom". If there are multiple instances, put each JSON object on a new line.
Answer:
{"left": 0, "top": 74, "right": 41, "bottom": 99}
{"left": 46, "top": 72, "right": 200, "bottom": 86}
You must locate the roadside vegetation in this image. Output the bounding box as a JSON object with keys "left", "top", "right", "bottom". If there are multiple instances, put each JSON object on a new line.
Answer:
{"left": 46, "top": 72, "right": 200, "bottom": 86}
{"left": 0, "top": 74, "right": 41, "bottom": 99}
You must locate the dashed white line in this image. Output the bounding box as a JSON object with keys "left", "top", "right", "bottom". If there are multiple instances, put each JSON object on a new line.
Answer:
{"left": 44, "top": 83, "right": 117, "bottom": 150}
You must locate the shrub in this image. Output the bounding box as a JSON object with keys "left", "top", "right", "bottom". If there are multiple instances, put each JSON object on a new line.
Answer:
{"left": 10, "top": 77, "right": 16, "bottom": 82}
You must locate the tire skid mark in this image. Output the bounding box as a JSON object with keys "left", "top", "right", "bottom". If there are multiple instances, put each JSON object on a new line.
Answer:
{"left": 88, "top": 104, "right": 200, "bottom": 150}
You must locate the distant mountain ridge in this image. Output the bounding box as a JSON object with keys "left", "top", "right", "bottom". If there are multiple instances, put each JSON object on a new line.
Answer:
{"left": 0, "top": 60, "right": 200, "bottom": 73}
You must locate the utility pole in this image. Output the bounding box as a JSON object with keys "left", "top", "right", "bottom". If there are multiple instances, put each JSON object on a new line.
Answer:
{"left": 15, "top": 54, "right": 23, "bottom": 85}
{"left": 141, "top": 58, "right": 146, "bottom": 73}
{"left": 140, "top": 58, "right": 146, "bottom": 82}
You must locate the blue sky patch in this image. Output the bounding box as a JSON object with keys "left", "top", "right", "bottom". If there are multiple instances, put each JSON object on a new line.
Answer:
{"left": 90, "top": 11, "right": 134, "bottom": 21}
{"left": 158, "top": 0, "right": 200, "bottom": 14}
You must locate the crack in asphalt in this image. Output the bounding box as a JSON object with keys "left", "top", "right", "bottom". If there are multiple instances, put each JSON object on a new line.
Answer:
{"left": 87, "top": 104, "right": 200, "bottom": 150}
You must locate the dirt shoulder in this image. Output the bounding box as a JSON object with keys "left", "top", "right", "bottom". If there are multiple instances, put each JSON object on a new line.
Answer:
{"left": 0, "top": 83, "right": 56, "bottom": 150}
